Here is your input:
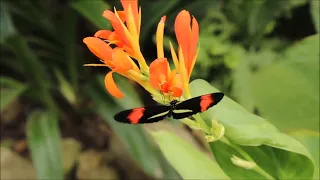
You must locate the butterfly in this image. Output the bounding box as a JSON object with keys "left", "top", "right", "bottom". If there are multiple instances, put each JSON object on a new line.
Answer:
{"left": 114, "top": 92, "right": 224, "bottom": 124}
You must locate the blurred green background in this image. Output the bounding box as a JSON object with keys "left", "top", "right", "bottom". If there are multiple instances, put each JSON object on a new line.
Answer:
{"left": 1, "top": 0, "right": 319, "bottom": 179}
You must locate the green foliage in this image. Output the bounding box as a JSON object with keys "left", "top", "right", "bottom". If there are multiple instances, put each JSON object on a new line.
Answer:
{"left": 152, "top": 131, "right": 229, "bottom": 179}
{"left": 0, "top": 2, "right": 16, "bottom": 44}
{"left": 251, "top": 34, "right": 319, "bottom": 131}
{"left": 26, "top": 111, "right": 63, "bottom": 179}
{"left": 310, "top": 0, "right": 320, "bottom": 32}
{"left": 1, "top": 0, "right": 318, "bottom": 179}
{"left": 0, "top": 77, "right": 27, "bottom": 112}
{"left": 289, "top": 130, "right": 320, "bottom": 179}
{"left": 71, "top": 0, "right": 111, "bottom": 30}
{"left": 189, "top": 79, "right": 315, "bottom": 179}
{"left": 86, "top": 75, "right": 180, "bottom": 179}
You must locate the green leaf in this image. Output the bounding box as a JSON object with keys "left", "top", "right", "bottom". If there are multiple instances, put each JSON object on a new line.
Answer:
{"left": 58, "top": 7, "right": 79, "bottom": 92}
{"left": 251, "top": 34, "right": 319, "bottom": 131}
{"left": 71, "top": 0, "right": 111, "bottom": 30}
{"left": 5, "top": 36, "right": 57, "bottom": 112}
{"left": 0, "top": 3, "right": 17, "bottom": 44}
{"left": 310, "top": 0, "right": 320, "bottom": 32}
{"left": 26, "top": 110, "right": 63, "bottom": 180}
{"left": 232, "top": 49, "right": 278, "bottom": 112}
{"left": 0, "top": 77, "right": 27, "bottom": 112}
{"left": 54, "top": 69, "right": 76, "bottom": 105}
{"left": 226, "top": 0, "right": 307, "bottom": 45}
{"left": 231, "top": 47, "right": 254, "bottom": 112}
{"left": 152, "top": 131, "right": 229, "bottom": 179}
{"left": 139, "top": 0, "right": 179, "bottom": 42}
{"left": 189, "top": 79, "right": 315, "bottom": 179}
{"left": 86, "top": 76, "right": 180, "bottom": 179}
{"left": 289, "top": 130, "right": 320, "bottom": 179}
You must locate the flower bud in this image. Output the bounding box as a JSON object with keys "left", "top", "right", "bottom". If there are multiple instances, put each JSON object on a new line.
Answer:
{"left": 206, "top": 118, "right": 225, "bottom": 142}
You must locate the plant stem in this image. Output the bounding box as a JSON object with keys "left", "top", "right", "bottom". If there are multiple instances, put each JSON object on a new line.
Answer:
{"left": 219, "top": 137, "right": 275, "bottom": 180}
{"left": 193, "top": 114, "right": 210, "bottom": 134}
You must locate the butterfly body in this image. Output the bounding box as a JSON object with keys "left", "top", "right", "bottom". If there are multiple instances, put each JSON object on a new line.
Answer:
{"left": 114, "top": 92, "right": 224, "bottom": 124}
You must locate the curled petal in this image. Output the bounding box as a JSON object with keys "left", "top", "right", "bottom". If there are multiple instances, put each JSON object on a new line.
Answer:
{"left": 174, "top": 10, "right": 199, "bottom": 76}
{"left": 175, "top": 10, "right": 191, "bottom": 66}
{"left": 83, "top": 37, "right": 112, "bottom": 62}
{"left": 103, "top": 10, "right": 130, "bottom": 46}
{"left": 149, "top": 58, "right": 169, "bottom": 90}
{"left": 116, "top": 11, "right": 126, "bottom": 22}
{"left": 169, "top": 41, "right": 179, "bottom": 70}
{"left": 169, "top": 73, "right": 183, "bottom": 97}
{"left": 188, "top": 16, "right": 199, "bottom": 74}
{"left": 104, "top": 71, "right": 124, "bottom": 98}
{"left": 170, "top": 86, "right": 183, "bottom": 97}
{"left": 156, "top": 16, "right": 166, "bottom": 58}
{"left": 160, "top": 82, "right": 170, "bottom": 93}
{"left": 112, "top": 48, "right": 133, "bottom": 72}
{"left": 120, "top": 0, "right": 139, "bottom": 33}
{"left": 94, "top": 30, "right": 112, "bottom": 40}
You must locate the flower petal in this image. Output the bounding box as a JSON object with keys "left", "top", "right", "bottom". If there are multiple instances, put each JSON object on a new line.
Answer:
{"left": 156, "top": 16, "right": 166, "bottom": 59}
{"left": 120, "top": 0, "right": 139, "bottom": 33}
{"left": 94, "top": 30, "right": 112, "bottom": 40}
{"left": 126, "top": 5, "right": 139, "bottom": 42}
{"left": 169, "top": 41, "right": 179, "bottom": 70}
{"left": 83, "top": 37, "right": 113, "bottom": 62}
{"left": 112, "top": 48, "right": 133, "bottom": 72}
{"left": 169, "top": 73, "right": 183, "bottom": 97}
{"left": 116, "top": 11, "right": 126, "bottom": 22}
{"left": 188, "top": 16, "right": 199, "bottom": 75}
{"left": 174, "top": 10, "right": 199, "bottom": 76}
{"left": 175, "top": 10, "right": 191, "bottom": 69}
{"left": 104, "top": 71, "right": 124, "bottom": 98}
{"left": 170, "top": 86, "right": 183, "bottom": 97}
{"left": 149, "top": 58, "right": 169, "bottom": 90}
{"left": 103, "top": 10, "right": 131, "bottom": 46}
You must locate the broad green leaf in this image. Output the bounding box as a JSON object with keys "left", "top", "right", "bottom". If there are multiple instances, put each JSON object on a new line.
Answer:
{"left": 0, "top": 77, "right": 27, "bottom": 112}
{"left": 71, "top": 0, "right": 111, "bottom": 30}
{"left": 152, "top": 131, "right": 229, "bottom": 179}
{"left": 0, "top": 3, "right": 17, "bottom": 44}
{"left": 231, "top": 47, "right": 254, "bottom": 112}
{"left": 251, "top": 34, "right": 319, "bottom": 131}
{"left": 232, "top": 49, "right": 278, "bottom": 112}
{"left": 289, "top": 130, "right": 320, "bottom": 179}
{"left": 310, "top": 0, "right": 320, "bottom": 32}
{"left": 86, "top": 76, "right": 180, "bottom": 179}
{"left": 27, "top": 110, "right": 63, "bottom": 180}
{"left": 189, "top": 79, "right": 315, "bottom": 179}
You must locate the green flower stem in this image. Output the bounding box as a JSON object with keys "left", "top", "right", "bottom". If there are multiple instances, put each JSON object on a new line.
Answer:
{"left": 183, "top": 111, "right": 273, "bottom": 179}
{"left": 219, "top": 137, "right": 275, "bottom": 180}
{"left": 193, "top": 114, "right": 210, "bottom": 134}
{"left": 180, "top": 118, "right": 200, "bottom": 129}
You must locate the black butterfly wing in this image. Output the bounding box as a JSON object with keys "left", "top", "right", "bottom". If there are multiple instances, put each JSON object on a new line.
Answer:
{"left": 114, "top": 105, "right": 170, "bottom": 124}
{"left": 172, "top": 92, "right": 224, "bottom": 119}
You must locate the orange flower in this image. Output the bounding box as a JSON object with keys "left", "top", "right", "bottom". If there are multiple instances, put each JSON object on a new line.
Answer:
{"left": 94, "top": 0, "right": 149, "bottom": 73}
{"left": 83, "top": 37, "right": 142, "bottom": 98}
{"left": 168, "top": 10, "right": 200, "bottom": 98}
{"left": 174, "top": 10, "right": 199, "bottom": 78}
{"left": 149, "top": 58, "right": 183, "bottom": 97}
{"left": 83, "top": 0, "right": 200, "bottom": 102}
